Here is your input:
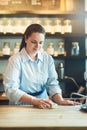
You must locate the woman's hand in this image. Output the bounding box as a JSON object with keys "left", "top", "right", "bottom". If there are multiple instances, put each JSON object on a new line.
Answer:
{"left": 58, "top": 99, "right": 81, "bottom": 105}
{"left": 32, "top": 98, "right": 53, "bottom": 109}
{"left": 52, "top": 93, "right": 81, "bottom": 106}
{"left": 19, "top": 93, "right": 53, "bottom": 108}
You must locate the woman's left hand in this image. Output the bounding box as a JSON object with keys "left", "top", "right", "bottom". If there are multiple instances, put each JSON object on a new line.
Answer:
{"left": 52, "top": 93, "right": 81, "bottom": 106}
{"left": 59, "top": 99, "right": 81, "bottom": 105}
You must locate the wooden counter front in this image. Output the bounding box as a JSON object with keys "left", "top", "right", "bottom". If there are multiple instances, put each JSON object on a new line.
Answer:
{"left": 0, "top": 93, "right": 8, "bottom": 100}
{"left": 0, "top": 105, "right": 87, "bottom": 130}
{"left": 0, "top": 93, "right": 9, "bottom": 105}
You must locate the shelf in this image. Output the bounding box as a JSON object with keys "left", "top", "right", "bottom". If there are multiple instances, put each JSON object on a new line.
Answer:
{"left": 0, "top": 55, "right": 10, "bottom": 60}
{"left": 53, "top": 55, "right": 86, "bottom": 60}
{"left": 0, "top": 0, "right": 84, "bottom": 17}
{"left": 0, "top": 11, "right": 85, "bottom": 18}
{"left": 0, "top": 33, "right": 23, "bottom": 37}
{"left": 46, "top": 33, "right": 85, "bottom": 38}
{"left": 0, "top": 33, "right": 85, "bottom": 38}
{"left": 0, "top": 55, "right": 86, "bottom": 60}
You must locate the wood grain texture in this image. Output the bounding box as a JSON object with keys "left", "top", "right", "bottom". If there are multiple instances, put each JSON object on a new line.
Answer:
{"left": 0, "top": 105, "right": 87, "bottom": 130}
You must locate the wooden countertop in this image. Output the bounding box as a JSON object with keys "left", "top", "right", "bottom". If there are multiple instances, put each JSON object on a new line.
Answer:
{"left": 0, "top": 105, "right": 87, "bottom": 130}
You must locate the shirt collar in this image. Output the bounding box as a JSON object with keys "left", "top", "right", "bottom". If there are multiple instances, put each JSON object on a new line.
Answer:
{"left": 20, "top": 48, "right": 43, "bottom": 63}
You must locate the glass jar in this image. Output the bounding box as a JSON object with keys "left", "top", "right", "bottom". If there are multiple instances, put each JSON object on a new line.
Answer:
{"left": 2, "top": 42, "right": 10, "bottom": 55}
{"left": 5, "top": 20, "right": 13, "bottom": 34}
{"left": 13, "top": 19, "right": 24, "bottom": 34}
{"left": 58, "top": 42, "right": 65, "bottom": 56}
{"left": 54, "top": 19, "right": 62, "bottom": 33}
{"left": 43, "top": 19, "right": 52, "bottom": 33}
{"left": 46, "top": 42, "right": 54, "bottom": 55}
{"left": 64, "top": 19, "right": 72, "bottom": 33}
{"left": 0, "top": 20, "right": 4, "bottom": 33}
{"left": 13, "top": 42, "right": 20, "bottom": 55}
{"left": 71, "top": 42, "right": 80, "bottom": 56}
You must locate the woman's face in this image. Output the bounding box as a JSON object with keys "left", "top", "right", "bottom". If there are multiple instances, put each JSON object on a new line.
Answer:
{"left": 25, "top": 32, "right": 45, "bottom": 55}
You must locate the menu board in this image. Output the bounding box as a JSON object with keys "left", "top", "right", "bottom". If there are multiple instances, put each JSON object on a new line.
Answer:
{"left": 0, "top": 0, "right": 84, "bottom": 15}
{"left": 0, "top": 0, "right": 61, "bottom": 14}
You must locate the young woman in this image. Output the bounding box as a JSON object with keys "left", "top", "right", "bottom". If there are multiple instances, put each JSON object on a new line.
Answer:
{"left": 3, "top": 24, "right": 80, "bottom": 108}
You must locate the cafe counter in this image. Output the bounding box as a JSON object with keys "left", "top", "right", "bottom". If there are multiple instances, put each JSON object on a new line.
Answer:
{"left": 0, "top": 104, "right": 87, "bottom": 130}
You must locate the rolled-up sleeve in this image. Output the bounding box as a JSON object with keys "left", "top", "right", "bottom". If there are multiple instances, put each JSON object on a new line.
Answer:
{"left": 3, "top": 55, "right": 25, "bottom": 103}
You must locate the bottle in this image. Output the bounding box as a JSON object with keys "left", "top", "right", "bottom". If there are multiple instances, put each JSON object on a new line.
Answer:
{"left": 13, "top": 19, "right": 24, "bottom": 34}
{"left": 0, "top": 20, "right": 4, "bottom": 33}
{"left": 71, "top": 42, "right": 80, "bottom": 56}
{"left": 43, "top": 19, "right": 52, "bottom": 33}
{"left": 13, "top": 42, "right": 20, "bottom": 55}
{"left": 58, "top": 42, "right": 65, "bottom": 56}
{"left": 5, "top": 20, "right": 13, "bottom": 34}
{"left": 58, "top": 62, "right": 64, "bottom": 80}
{"left": 46, "top": 42, "right": 54, "bottom": 55}
{"left": 54, "top": 19, "right": 62, "bottom": 33}
{"left": 64, "top": 20, "right": 72, "bottom": 33}
{"left": 2, "top": 42, "right": 10, "bottom": 56}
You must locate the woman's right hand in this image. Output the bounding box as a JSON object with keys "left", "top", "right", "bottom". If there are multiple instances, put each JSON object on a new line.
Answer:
{"left": 20, "top": 93, "right": 53, "bottom": 109}
{"left": 32, "top": 98, "right": 53, "bottom": 109}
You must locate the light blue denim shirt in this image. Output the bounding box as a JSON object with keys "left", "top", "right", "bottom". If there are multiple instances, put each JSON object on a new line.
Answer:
{"left": 3, "top": 48, "right": 62, "bottom": 105}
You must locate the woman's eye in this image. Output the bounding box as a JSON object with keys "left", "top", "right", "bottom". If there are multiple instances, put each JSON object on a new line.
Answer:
{"left": 31, "top": 41, "right": 43, "bottom": 44}
{"left": 39, "top": 42, "right": 43, "bottom": 44}
{"left": 31, "top": 41, "right": 37, "bottom": 44}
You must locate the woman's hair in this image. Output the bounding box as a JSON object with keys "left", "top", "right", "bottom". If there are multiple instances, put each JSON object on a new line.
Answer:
{"left": 19, "top": 23, "right": 46, "bottom": 51}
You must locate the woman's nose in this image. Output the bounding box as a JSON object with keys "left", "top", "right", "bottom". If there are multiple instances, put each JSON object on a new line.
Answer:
{"left": 36, "top": 43, "right": 40, "bottom": 47}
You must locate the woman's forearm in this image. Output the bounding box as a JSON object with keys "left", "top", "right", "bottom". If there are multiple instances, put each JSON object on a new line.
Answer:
{"left": 19, "top": 93, "right": 36, "bottom": 104}
{"left": 52, "top": 93, "right": 64, "bottom": 105}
